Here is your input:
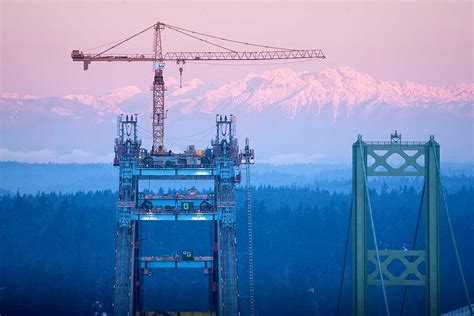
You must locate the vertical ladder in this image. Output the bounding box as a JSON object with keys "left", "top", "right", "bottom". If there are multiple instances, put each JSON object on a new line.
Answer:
{"left": 246, "top": 161, "right": 256, "bottom": 316}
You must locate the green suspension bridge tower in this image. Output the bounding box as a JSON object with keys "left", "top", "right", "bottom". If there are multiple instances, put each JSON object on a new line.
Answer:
{"left": 352, "top": 132, "right": 441, "bottom": 315}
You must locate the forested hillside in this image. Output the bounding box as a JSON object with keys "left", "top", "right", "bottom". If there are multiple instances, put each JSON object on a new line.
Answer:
{"left": 1, "top": 186, "right": 473, "bottom": 315}
{"left": 1, "top": 162, "right": 472, "bottom": 193}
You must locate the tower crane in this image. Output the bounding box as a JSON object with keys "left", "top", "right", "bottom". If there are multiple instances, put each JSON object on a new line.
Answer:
{"left": 71, "top": 21, "right": 325, "bottom": 155}
{"left": 72, "top": 20, "right": 325, "bottom": 316}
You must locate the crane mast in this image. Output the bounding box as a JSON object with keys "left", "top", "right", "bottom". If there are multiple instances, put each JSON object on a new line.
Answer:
{"left": 152, "top": 22, "right": 166, "bottom": 154}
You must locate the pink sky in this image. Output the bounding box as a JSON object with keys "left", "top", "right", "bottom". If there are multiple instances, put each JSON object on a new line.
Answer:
{"left": 1, "top": 1, "right": 472, "bottom": 97}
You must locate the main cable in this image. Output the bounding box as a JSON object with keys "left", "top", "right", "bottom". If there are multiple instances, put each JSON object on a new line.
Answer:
{"left": 336, "top": 200, "right": 352, "bottom": 316}
{"left": 431, "top": 143, "right": 473, "bottom": 316}
{"left": 399, "top": 184, "right": 425, "bottom": 316}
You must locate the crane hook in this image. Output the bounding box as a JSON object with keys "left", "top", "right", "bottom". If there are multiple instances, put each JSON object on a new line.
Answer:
{"left": 177, "top": 59, "right": 185, "bottom": 88}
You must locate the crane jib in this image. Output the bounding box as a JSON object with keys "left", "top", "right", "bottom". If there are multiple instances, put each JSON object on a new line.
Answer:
{"left": 71, "top": 49, "right": 325, "bottom": 63}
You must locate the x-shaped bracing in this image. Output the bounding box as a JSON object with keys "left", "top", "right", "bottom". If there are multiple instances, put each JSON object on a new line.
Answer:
{"left": 368, "top": 250, "right": 426, "bottom": 286}
{"left": 366, "top": 145, "right": 425, "bottom": 176}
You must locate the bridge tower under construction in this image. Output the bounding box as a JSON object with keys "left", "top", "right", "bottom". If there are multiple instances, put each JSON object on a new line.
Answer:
{"left": 113, "top": 114, "right": 254, "bottom": 316}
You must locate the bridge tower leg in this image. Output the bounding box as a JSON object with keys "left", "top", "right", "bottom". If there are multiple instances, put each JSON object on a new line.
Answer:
{"left": 113, "top": 115, "right": 141, "bottom": 316}
{"left": 214, "top": 115, "right": 240, "bottom": 316}
{"left": 352, "top": 135, "right": 368, "bottom": 315}
{"left": 425, "top": 136, "right": 440, "bottom": 316}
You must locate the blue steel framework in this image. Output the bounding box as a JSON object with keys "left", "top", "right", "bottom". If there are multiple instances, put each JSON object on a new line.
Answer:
{"left": 352, "top": 132, "right": 440, "bottom": 315}
{"left": 113, "top": 114, "right": 254, "bottom": 316}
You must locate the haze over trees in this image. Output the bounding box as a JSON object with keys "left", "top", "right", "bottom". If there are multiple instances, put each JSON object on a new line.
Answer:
{"left": 1, "top": 183, "right": 472, "bottom": 315}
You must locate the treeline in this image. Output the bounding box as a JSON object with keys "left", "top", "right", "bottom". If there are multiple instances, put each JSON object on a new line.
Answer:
{"left": 1, "top": 161, "right": 473, "bottom": 194}
{"left": 0, "top": 186, "right": 473, "bottom": 315}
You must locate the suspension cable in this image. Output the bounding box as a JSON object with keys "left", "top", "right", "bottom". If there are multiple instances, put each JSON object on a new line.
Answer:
{"left": 336, "top": 200, "right": 352, "bottom": 316}
{"left": 88, "top": 20, "right": 310, "bottom": 59}
{"left": 84, "top": 36, "right": 137, "bottom": 52}
{"left": 94, "top": 23, "right": 157, "bottom": 57}
{"left": 358, "top": 141, "right": 391, "bottom": 316}
{"left": 163, "top": 23, "right": 294, "bottom": 51}
{"left": 399, "top": 184, "right": 425, "bottom": 316}
{"left": 431, "top": 144, "right": 473, "bottom": 316}
{"left": 166, "top": 25, "right": 237, "bottom": 52}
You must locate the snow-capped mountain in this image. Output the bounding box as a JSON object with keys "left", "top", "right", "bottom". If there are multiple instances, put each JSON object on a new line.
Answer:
{"left": 63, "top": 85, "right": 141, "bottom": 109}
{"left": 1, "top": 67, "right": 472, "bottom": 163}
{"left": 164, "top": 66, "right": 473, "bottom": 119}
{"left": 3, "top": 66, "right": 471, "bottom": 121}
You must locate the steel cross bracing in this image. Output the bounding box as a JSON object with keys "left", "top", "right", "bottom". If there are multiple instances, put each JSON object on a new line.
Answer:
{"left": 72, "top": 49, "right": 325, "bottom": 62}
{"left": 151, "top": 22, "right": 166, "bottom": 154}
{"left": 71, "top": 20, "right": 325, "bottom": 153}
{"left": 352, "top": 132, "right": 441, "bottom": 316}
{"left": 151, "top": 71, "right": 165, "bottom": 154}
{"left": 112, "top": 114, "right": 254, "bottom": 315}
{"left": 151, "top": 82, "right": 165, "bottom": 154}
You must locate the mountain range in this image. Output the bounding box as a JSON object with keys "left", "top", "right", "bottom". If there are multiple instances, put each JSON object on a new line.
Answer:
{"left": 1, "top": 66, "right": 473, "bottom": 163}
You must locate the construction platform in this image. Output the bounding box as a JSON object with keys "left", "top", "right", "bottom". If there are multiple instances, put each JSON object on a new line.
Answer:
{"left": 140, "top": 255, "right": 214, "bottom": 269}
